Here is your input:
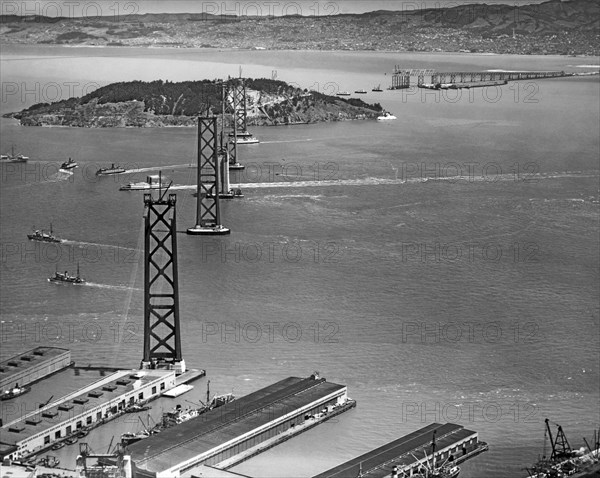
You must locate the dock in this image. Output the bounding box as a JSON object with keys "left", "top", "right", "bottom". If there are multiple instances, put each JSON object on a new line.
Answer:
{"left": 313, "top": 422, "right": 488, "bottom": 478}
{"left": 0, "top": 369, "right": 177, "bottom": 461}
{"left": 0, "top": 347, "right": 71, "bottom": 391}
{"left": 126, "top": 374, "right": 354, "bottom": 478}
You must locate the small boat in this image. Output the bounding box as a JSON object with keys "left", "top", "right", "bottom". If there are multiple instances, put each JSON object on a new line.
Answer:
{"left": 336, "top": 91, "right": 351, "bottom": 96}
{"left": 1, "top": 146, "right": 29, "bottom": 162}
{"left": 210, "top": 393, "right": 235, "bottom": 408}
{"left": 229, "top": 130, "right": 259, "bottom": 144}
{"left": 120, "top": 174, "right": 170, "bottom": 191}
{"left": 354, "top": 89, "right": 367, "bottom": 94}
{"left": 77, "top": 427, "right": 90, "bottom": 438}
{"left": 38, "top": 456, "right": 60, "bottom": 468}
{"left": 27, "top": 223, "right": 62, "bottom": 243}
{"left": 48, "top": 263, "right": 86, "bottom": 285}
{"left": 1, "top": 383, "right": 31, "bottom": 401}
{"left": 372, "top": 84, "right": 383, "bottom": 92}
{"left": 121, "top": 430, "right": 150, "bottom": 446}
{"left": 377, "top": 111, "right": 397, "bottom": 121}
{"left": 232, "top": 135, "right": 259, "bottom": 145}
{"left": 229, "top": 162, "right": 245, "bottom": 171}
{"left": 65, "top": 436, "right": 78, "bottom": 445}
{"left": 60, "top": 157, "right": 78, "bottom": 170}
{"left": 96, "top": 163, "right": 126, "bottom": 176}
{"left": 124, "top": 402, "right": 151, "bottom": 413}
{"left": 51, "top": 442, "right": 65, "bottom": 450}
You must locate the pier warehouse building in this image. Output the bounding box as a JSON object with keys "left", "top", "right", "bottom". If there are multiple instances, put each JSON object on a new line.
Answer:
{"left": 128, "top": 375, "right": 353, "bottom": 477}
{"left": 0, "top": 370, "right": 175, "bottom": 460}
{"left": 0, "top": 347, "right": 71, "bottom": 391}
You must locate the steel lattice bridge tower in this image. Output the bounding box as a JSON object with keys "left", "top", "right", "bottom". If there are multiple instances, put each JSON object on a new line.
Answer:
{"left": 218, "top": 82, "right": 244, "bottom": 199}
{"left": 141, "top": 190, "right": 186, "bottom": 373}
{"left": 187, "top": 116, "right": 231, "bottom": 235}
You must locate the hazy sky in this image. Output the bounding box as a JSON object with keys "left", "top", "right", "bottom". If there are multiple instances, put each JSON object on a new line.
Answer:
{"left": 2, "top": 0, "right": 553, "bottom": 17}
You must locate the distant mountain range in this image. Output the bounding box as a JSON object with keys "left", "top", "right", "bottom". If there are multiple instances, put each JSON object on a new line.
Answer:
{"left": 0, "top": 0, "right": 598, "bottom": 54}
{"left": 3, "top": 79, "right": 384, "bottom": 127}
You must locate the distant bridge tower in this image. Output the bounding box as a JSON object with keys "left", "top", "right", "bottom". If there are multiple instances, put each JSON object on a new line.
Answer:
{"left": 187, "top": 116, "right": 231, "bottom": 235}
{"left": 141, "top": 190, "right": 185, "bottom": 373}
{"left": 391, "top": 67, "right": 411, "bottom": 89}
{"left": 392, "top": 66, "right": 410, "bottom": 90}
{"left": 231, "top": 78, "right": 249, "bottom": 136}
{"left": 227, "top": 77, "right": 257, "bottom": 163}
{"left": 219, "top": 82, "right": 244, "bottom": 199}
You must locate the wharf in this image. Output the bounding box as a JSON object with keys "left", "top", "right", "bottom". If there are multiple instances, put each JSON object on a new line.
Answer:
{"left": 0, "top": 369, "right": 176, "bottom": 461}
{"left": 127, "top": 374, "right": 353, "bottom": 477}
{"left": 174, "top": 368, "right": 206, "bottom": 386}
{"left": 313, "top": 422, "right": 488, "bottom": 478}
{"left": 216, "top": 400, "right": 357, "bottom": 470}
{"left": 0, "top": 347, "right": 71, "bottom": 391}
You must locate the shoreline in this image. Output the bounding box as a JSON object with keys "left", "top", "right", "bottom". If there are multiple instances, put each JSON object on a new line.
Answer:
{"left": 1, "top": 42, "right": 599, "bottom": 59}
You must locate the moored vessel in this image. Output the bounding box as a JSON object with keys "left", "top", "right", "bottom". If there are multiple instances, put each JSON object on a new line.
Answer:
{"left": 1, "top": 383, "right": 31, "bottom": 401}
{"left": 355, "top": 89, "right": 367, "bottom": 94}
{"left": 372, "top": 84, "right": 383, "bottom": 92}
{"left": 336, "top": 91, "right": 351, "bottom": 96}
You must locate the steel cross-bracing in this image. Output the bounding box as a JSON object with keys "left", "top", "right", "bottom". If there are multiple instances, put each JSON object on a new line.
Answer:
{"left": 142, "top": 192, "right": 185, "bottom": 373}
{"left": 187, "top": 116, "right": 230, "bottom": 235}
{"left": 229, "top": 78, "right": 248, "bottom": 136}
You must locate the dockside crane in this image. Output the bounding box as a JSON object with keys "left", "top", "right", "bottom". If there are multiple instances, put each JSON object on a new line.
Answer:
{"left": 545, "top": 418, "right": 573, "bottom": 461}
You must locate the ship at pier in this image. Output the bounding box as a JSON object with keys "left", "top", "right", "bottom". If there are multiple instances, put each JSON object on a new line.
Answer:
{"left": 524, "top": 419, "right": 600, "bottom": 478}
{"left": 1, "top": 383, "right": 31, "bottom": 401}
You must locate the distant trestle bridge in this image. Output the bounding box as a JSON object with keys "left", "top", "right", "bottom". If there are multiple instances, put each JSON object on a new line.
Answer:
{"left": 391, "top": 67, "right": 569, "bottom": 89}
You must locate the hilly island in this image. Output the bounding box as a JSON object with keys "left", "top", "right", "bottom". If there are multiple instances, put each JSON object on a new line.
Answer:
{"left": 3, "top": 79, "right": 384, "bottom": 127}
{"left": 0, "top": 0, "right": 598, "bottom": 55}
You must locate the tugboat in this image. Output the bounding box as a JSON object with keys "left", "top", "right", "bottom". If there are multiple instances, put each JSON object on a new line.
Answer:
{"left": 1, "top": 383, "right": 31, "bottom": 401}
{"left": 48, "top": 263, "right": 86, "bottom": 285}
{"left": 27, "top": 224, "right": 62, "bottom": 243}
{"left": 60, "top": 157, "right": 78, "bottom": 170}
{"left": 96, "top": 163, "right": 126, "bottom": 176}
{"left": 1, "top": 146, "right": 29, "bottom": 162}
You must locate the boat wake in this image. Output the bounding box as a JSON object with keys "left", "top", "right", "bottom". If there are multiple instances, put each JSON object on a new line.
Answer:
{"left": 145, "top": 170, "right": 598, "bottom": 191}
{"left": 83, "top": 282, "right": 142, "bottom": 291}
{"left": 124, "top": 164, "right": 192, "bottom": 174}
{"left": 260, "top": 139, "right": 313, "bottom": 144}
{"left": 61, "top": 240, "right": 140, "bottom": 252}
{"left": 47, "top": 170, "right": 75, "bottom": 182}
